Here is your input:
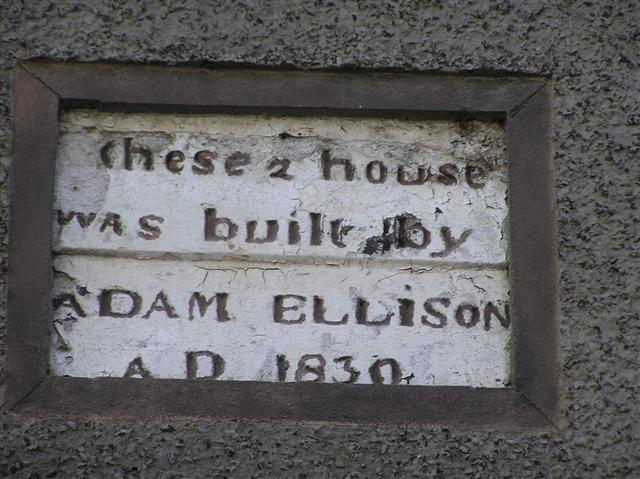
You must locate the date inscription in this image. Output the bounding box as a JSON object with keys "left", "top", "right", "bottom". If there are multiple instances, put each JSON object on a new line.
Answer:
{"left": 125, "top": 352, "right": 406, "bottom": 385}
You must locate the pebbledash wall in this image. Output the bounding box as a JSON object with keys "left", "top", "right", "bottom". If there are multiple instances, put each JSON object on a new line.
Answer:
{"left": 0, "top": 1, "right": 637, "bottom": 477}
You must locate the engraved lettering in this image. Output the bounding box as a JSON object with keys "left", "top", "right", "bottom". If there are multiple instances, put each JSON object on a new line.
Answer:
{"left": 422, "top": 297, "right": 450, "bottom": 328}
{"left": 186, "top": 351, "right": 225, "bottom": 379}
{"left": 313, "top": 296, "right": 348, "bottom": 325}
{"left": 455, "top": 303, "right": 480, "bottom": 328}
{"left": 309, "top": 212, "right": 323, "bottom": 246}
{"left": 276, "top": 354, "right": 290, "bottom": 382}
{"left": 225, "top": 151, "right": 250, "bottom": 176}
{"left": 57, "top": 211, "right": 96, "bottom": 229}
{"left": 465, "top": 164, "right": 488, "bottom": 188}
{"left": 397, "top": 164, "right": 427, "bottom": 185}
{"left": 100, "top": 212, "right": 125, "bottom": 236}
{"left": 321, "top": 149, "right": 355, "bottom": 181}
{"left": 366, "top": 160, "right": 387, "bottom": 184}
{"left": 204, "top": 208, "right": 238, "bottom": 241}
{"left": 246, "top": 220, "right": 279, "bottom": 243}
{"left": 483, "top": 302, "right": 510, "bottom": 330}
{"left": 192, "top": 150, "right": 216, "bottom": 175}
{"left": 74, "top": 212, "right": 97, "bottom": 229}
{"left": 165, "top": 150, "right": 185, "bottom": 173}
{"left": 100, "top": 140, "right": 115, "bottom": 168}
{"left": 437, "top": 163, "right": 459, "bottom": 185}
{"left": 288, "top": 220, "right": 300, "bottom": 245}
{"left": 330, "top": 219, "right": 354, "bottom": 248}
{"left": 124, "top": 138, "right": 154, "bottom": 171}
{"left": 397, "top": 214, "right": 431, "bottom": 249}
{"left": 142, "top": 291, "right": 179, "bottom": 319}
{"left": 398, "top": 298, "right": 414, "bottom": 326}
{"left": 138, "top": 215, "right": 164, "bottom": 240}
{"left": 356, "top": 298, "right": 393, "bottom": 326}
{"left": 295, "top": 354, "right": 326, "bottom": 382}
{"left": 273, "top": 294, "right": 306, "bottom": 324}
{"left": 124, "top": 357, "right": 152, "bottom": 378}
{"left": 99, "top": 289, "right": 142, "bottom": 318}
{"left": 369, "top": 358, "right": 402, "bottom": 385}
{"left": 52, "top": 293, "right": 87, "bottom": 318}
{"left": 332, "top": 356, "right": 360, "bottom": 383}
{"left": 188, "top": 292, "right": 230, "bottom": 322}
{"left": 431, "top": 227, "right": 472, "bottom": 257}
{"left": 268, "top": 157, "right": 293, "bottom": 180}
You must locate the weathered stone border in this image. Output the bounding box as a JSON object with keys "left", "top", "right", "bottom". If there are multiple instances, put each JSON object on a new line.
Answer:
{"left": 4, "top": 62, "right": 557, "bottom": 429}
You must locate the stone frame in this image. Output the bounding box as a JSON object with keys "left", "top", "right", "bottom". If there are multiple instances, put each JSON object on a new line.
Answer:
{"left": 3, "top": 62, "right": 558, "bottom": 429}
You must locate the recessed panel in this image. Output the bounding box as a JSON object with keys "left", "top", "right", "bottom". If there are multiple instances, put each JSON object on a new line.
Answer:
{"left": 51, "top": 110, "right": 511, "bottom": 387}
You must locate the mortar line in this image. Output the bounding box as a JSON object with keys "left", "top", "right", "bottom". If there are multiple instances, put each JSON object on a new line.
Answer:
{"left": 52, "top": 247, "right": 509, "bottom": 271}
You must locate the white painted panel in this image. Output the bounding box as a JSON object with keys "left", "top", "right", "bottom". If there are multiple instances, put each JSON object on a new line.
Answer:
{"left": 51, "top": 256, "right": 511, "bottom": 387}
{"left": 50, "top": 110, "right": 511, "bottom": 387}
{"left": 54, "top": 111, "right": 508, "bottom": 265}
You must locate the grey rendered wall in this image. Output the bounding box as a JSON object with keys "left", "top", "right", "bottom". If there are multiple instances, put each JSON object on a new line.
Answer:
{"left": 0, "top": 1, "right": 638, "bottom": 477}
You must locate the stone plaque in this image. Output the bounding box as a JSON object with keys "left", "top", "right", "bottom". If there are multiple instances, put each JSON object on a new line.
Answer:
{"left": 7, "top": 63, "right": 557, "bottom": 427}
{"left": 51, "top": 111, "right": 511, "bottom": 387}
